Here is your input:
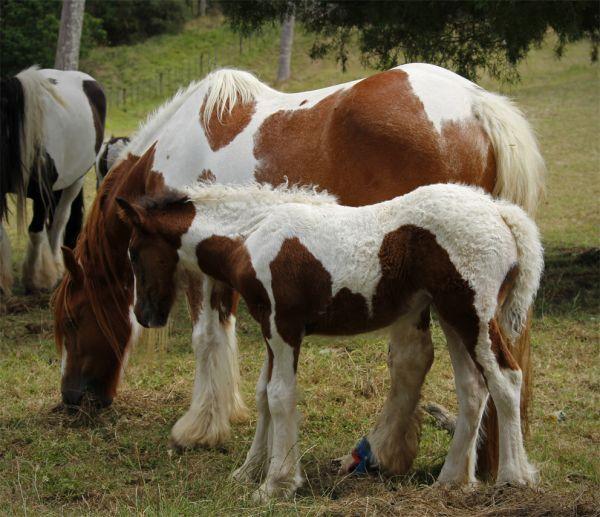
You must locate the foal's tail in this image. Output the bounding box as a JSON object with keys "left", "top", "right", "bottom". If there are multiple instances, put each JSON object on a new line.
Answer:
{"left": 476, "top": 201, "right": 544, "bottom": 477}
{"left": 472, "top": 88, "right": 546, "bottom": 216}
{"left": 496, "top": 201, "right": 544, "bottom": 341}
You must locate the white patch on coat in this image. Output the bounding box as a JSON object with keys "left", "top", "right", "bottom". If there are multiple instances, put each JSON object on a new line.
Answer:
{"left": 35, "top": 69, "right": 99, "bottom": 190}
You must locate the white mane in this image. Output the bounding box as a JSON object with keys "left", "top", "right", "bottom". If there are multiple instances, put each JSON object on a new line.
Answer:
{"left": 201, "top": 68, "right": 273, "bottom": 128}
{"left": 123, "top": 68, "right": 273, "bottom": 159}
{"left": 184, "top": 181, "right": 338, "bottom": 207}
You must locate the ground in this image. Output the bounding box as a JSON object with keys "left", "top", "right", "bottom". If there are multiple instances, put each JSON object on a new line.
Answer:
{"left": 0, "top": 21, "right": 598, "bottom": 515}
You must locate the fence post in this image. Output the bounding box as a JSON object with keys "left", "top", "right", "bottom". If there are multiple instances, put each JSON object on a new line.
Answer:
{"left": 122, "top": 88, "right": 126, "bottom": 107}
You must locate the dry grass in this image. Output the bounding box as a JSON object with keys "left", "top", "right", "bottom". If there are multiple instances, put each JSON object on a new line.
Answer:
{"left": 0, "top": 22, "right": 598, "bottom": 516}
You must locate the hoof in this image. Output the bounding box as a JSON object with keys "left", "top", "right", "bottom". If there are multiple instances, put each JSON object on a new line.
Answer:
{"left": 333, "top": 453, "right": 356, "bottom": 475}
{"left": 170, "top": 411, "right": 230, "bottom": 450}
{"left": 252, "top": 481, "right": 296, "bottom": 503}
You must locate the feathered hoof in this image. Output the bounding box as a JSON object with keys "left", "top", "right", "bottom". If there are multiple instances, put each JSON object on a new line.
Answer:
{"left": 169, "top": 409, "right": 231, "bottom": 450}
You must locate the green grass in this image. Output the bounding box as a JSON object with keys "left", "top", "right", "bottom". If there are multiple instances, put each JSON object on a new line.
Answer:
{"left": 1, "top": 18, "right": 599, "bottom": 515}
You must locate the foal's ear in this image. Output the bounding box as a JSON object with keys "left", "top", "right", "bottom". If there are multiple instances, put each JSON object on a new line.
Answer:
{"left": 116, "top": 197, "right": 146, "bottom": 228}
{"left": 61, "top": 246, "right": 84, "bottom": 287}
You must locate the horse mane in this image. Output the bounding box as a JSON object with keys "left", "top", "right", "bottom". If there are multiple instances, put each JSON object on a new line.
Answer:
{"left": 200, "top": 68, "right": 273, "bottom": 128}
{"left": 183, "top": 181, "right": 338, "bottom": 207}
{"left": 122, "top": 68, "right": 273, "bottom": 159}
{"left": 53, "top": 166, "right": 133, "bottom": 357}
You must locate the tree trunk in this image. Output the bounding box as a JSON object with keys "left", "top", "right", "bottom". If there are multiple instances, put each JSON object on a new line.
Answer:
{"left": 199, "top": 0, "right": 207, "bottom": 17}
{"left": 276, "top": 12, "right": 295, "bottom": 83}
{"left": 55, "top": 0, "right": 86, "bottom": 70}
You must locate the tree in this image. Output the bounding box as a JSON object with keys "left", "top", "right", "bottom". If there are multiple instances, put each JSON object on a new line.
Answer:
{"left": 55, "top": 0, "right": 86, "bottom": 70}
{"left": 0, "top": 0, "right": 103, "bottom": 76}
{"left": 276, "top": 9, "right": 295, "bottom": 83}
{"left": 221, "top": 0, "right": 599, "bottom": 82}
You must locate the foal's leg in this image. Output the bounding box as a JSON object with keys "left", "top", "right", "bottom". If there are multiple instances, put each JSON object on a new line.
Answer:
{"left": 22, "top": 187, "right": 57, "bottom": 292}
{"left": 48, "top": 179, "right": 84, "bottom": 275}
{"left": 339, "top": 304, "right": 433, "bottom": 475}
{"left": 0, "top": 223, "right": 13, "bottom": 295}
{"left": 255, "top": 333, "right": 302, "bottom": 501}
{"left": 436, "top": 318, "right": 488, "bottom": 486}
{"left": 232, "top": 355, "right": 271, "bottom": 482}
{"left": 170, "top": 276, "right": 248, "bottom": 449}
{"left": 475, "top": 319, "right": 537, "bottom": 485}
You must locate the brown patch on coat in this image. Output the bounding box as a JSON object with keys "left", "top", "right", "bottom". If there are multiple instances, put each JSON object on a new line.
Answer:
{"left": 183, "top": 271, "right": 203, "bottom": 325}
{"left": 266, "top": 227, "right": 481, "bottom": 368}
{"left": 209, "top": 282, "right": 240, "bottom": 323}
{"left": 200, "top": 99, "right": 256, "bottom": 152}
{"left": 196, "top": 236, "right": 271, "bottom": 338}
{"left": 198, "top": 169, "right": 216, "bottom": 182}
{"left": 254, "top": 70, "right": 496, "bottom": 206}
{"left": 82, "top": 80, "right": 107, "bottom": 153}
{"left": 488, "top": 318, "right": 520, "bottom": 370}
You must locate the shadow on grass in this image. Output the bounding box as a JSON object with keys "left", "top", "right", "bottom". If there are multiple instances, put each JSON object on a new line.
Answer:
{"left": 536, "top": 246, "right": 599, "bottom": 317}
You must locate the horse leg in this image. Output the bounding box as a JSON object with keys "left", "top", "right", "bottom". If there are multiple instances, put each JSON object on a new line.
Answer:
{"left": 0, "top": 223, "right": 13, "bottom": 296}
{"left": 48, "top": 178, "right": 84, "bottom": 276}
{"left": 254, "top": 332, "right": 302, "bottom": 501}
{"left": 170, "top": 276, "right": 248, "bottom": 449}
{"left": 22, "top": 184, "right": 57, "bottom": 292}
{"left": 338, "top": 301, "right": 433, "bottom": 475}
{"left": 475, "top": 318, "right": 537, "bottom": 485}
{"left": 232, "top": 354, "right": 272, "bottom": 483}
{"left": 63, "top": 187, "right": 84, "bottom": 249}
{"left": 436, "top": 318, "right": 488, "bottom": 486}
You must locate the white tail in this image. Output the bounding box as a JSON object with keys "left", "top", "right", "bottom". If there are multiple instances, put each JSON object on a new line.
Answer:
{"left": 496, "top": 200, "right": 544, "bottom": 339}
{"left": 473, "top": 89, "right": 546, "bottom": 216}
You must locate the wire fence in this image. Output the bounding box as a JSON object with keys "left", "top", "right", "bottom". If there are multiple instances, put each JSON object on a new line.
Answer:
{"left": 104, "top": 35, "right": 260, "bottom": 110}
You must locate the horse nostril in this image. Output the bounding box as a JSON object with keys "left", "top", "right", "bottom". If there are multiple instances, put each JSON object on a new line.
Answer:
{"left": 62, "top": 388, "right": 84, "bottom": 406}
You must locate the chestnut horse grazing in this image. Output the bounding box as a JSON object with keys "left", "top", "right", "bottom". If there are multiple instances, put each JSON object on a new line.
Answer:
{"left": 54, "top": 65, "right": 545, "bottom": 477}
{"left": 114, "top": 182, "right": 543, "bottom": 499}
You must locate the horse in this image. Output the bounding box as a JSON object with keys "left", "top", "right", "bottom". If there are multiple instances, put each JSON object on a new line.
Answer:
{"left": 0, "top": 66, "right": 106, "bottom": 294}
{"left": 95, "top": 136, "right": 130, "bottom": 186}
{"left": 53, "top": 64, "right": 545, "bottom": 478}
{"left": 110, "top": 181, "right": 544, "bottom": 499}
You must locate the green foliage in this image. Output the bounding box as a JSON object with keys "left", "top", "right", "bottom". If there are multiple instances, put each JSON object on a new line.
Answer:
{"left": 0, "top": 0, "right": 193, "bottom": 77}
{"left": 222, "top": 0, "right": 600, "bottom": 81}
{"left": 0, "top": 0, "right": 105, "bottom": 76}
{"left": 86, "top": 0, "right": 193, "bottom": 46}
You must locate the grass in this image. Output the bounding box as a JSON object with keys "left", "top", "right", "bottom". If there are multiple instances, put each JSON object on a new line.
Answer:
{"left": 1, "top": 18, "right": 599, "bottom": 515}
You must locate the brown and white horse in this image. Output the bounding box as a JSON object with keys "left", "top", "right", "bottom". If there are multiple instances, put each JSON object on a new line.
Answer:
{"left": 54, "top": 65, "right": 545, "bottom": 477}
{"left": 114, "top": 181, "right": 544, "bottom": 499}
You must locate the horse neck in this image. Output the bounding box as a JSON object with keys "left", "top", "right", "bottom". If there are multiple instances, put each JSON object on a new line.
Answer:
{"left": 79, "top": 151, "right": 157, "bottom": 288}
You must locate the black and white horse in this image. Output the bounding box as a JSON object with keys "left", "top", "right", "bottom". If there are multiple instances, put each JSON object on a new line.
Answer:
{"left": 0, "top": 66, "right": 105, "bottom": 294}
{"left": 95, "top": 136, "right": 130, "bottom": 186}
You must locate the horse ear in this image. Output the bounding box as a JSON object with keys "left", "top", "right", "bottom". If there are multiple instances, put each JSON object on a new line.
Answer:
{"left": 61, "top": 246, "right": 84, "bottom": 286}
{"left": 116, "top": 197, "right": 146, "bottom": 228}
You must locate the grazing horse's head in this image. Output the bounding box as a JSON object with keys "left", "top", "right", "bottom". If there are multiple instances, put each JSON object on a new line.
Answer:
{"left": 54, "top": 247, "right": 127, "bottom": 409}
{"left": 116, "top": 194, "right": 195, "bottom": 329}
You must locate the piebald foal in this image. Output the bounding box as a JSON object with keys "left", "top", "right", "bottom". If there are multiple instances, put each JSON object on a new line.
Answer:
{"left": 115, "top": 182, "right": 543, "bottom": 499}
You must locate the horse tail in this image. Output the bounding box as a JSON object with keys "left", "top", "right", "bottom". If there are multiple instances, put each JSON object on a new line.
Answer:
{"left": 496, "top": 202, "right": 544, "bottom": 340}
{"left": 1, "top": 67, "right": 56, "bottom": 230}
{"left": 476, "top": 201, "right": 544, "bottom": 478}
{"left": 472, "top": 88, "right": 546, "bottom": 216}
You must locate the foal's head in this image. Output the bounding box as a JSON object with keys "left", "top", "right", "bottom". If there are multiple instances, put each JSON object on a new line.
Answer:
{"left": 116, "top": 194, "right": 195, "bottom": 328}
